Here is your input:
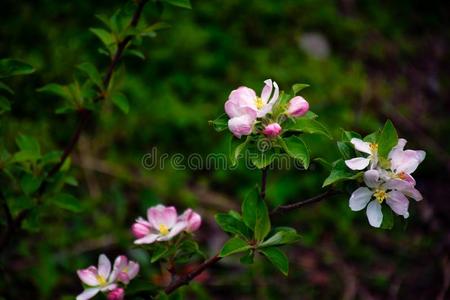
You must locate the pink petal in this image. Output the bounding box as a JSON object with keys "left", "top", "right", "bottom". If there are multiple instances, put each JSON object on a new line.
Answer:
{"left": 228, "top": 114, "right": 255, "bottom": 138}
{"left": 263, "top": 123, "right": 282, "bottom": 137}
{"left": 287, "top": 96, "right": 309, "bottom": 117}
{"left": 350, "top": 138, "right": 371, "bottom": 154}
{"left": 98, "top": 254, "right": 111, "bottom": 279}
{"left": 147, "top": 205, "right": 177, "bottom": 229}
{"left": 366, "top": 200, "right": 383, "bottom": 228}
{"left": 76, "top": 287, "right": 100, "bottom": 300}
{"left": 345, "top": 157, "right": 370, "bottom": 170}
{"left": 261, "top": 79, "right": 273, "bottom": 103}
{"left": 134, "top": 233, "right": 159, "bottom": 245}
{"left": 349, "top": 187, "right": 372, "bottom": 211}
{"left": 363, "top": 170, "right": 381, "bottom": 188}
{"left": 127, "top": 261, "right": 140, "bottom": 280}
{"left": 77, "top": 267, "right": 99, "bottom": 286}
{"left": 386, "top": 191, "right": 409, "bottom": 218}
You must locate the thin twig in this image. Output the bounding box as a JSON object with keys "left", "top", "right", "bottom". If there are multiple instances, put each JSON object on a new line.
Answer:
{"left": 270, "top": 189, "right": 339, "bottom": 215}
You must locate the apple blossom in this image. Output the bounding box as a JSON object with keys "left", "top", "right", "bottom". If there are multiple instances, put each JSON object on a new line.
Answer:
{"left": 386, "top": 138, "right": 426, "bottom": 184}
{"left": 133, "top": 205, "right": 187, "bottom": 245}
{"left": 180, "top": 208, "right": 202, "bottom": 232}
{"left": 107, "top": 288, "right": 125, "bottom": 300}
{"left": 131, "top": 218, "right": 151, "bottom": 239}
{"left": 286, "top": 96, "right": 309, "bottom": 117}
{"left": 345, "top": 138, "right": 379, "bottom": 170}
{"left": 349, "top": 170, "right": 422, "bottom": 227}
{"left": 263, "top": 123, "right": 282, "bottom": 137}
{"left": 76, "top": 254, "right": 118, "bottom": 300}
{"left": 112, "top": 255, "right": 140, "bottom": 285}
{"left": 228, "top": 114, "right": 256, "bottom": 138}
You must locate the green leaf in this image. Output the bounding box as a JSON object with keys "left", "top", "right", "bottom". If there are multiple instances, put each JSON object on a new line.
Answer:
{"left": 363, "top": 131, "right": 379, "bottom": 143}
{"left": 90, "top": 28, "right": 115, "bottom": 48}
{"left": 0, "top": 81, "right": 14, "bottom": 94}
{"left": 260, "top": 247, "right": 289, "bottom": 276}
{"left": 219, "top": 237, "right": 250, "bottom": 257}
{"left": 0, "top": 58, "right": 35, "bottom": 78}
{"left": 341, "top": 130, "right": 361, "bottom": 142}
{"left": 37, "top": 83, "right": 71, "bottom": 100}
{"left": 280, "top": 136, "right": 310, "bottom": 169}
{"left": 380, "top": 205, "right": 394, "bottom": 230}
{"left": 215, "top": 212, "right": 252, "bottom": 240}
{"left": 150, "top": 244, "right": 169, "bottom": 263}
{"left": 292, "top": 83, "right": 309, "bottom": 94}
{"left": 229, "top": 135, "right": 249, "bottom": 166}
{"left": 284, "top": 118, "right": 331, "bottom": 139}
{"left": 241, "top": 187, "right": 271, "bottom": 242}
{"left": 240, "top": 250, "right": 254, "bottom": 265}
{"left": 0, "top": 95, "right": 11, "bottom": 114}
{"left": 260, "top": 228, "right": 301, "bottom": 248}
{"left": 124, "top": 49, "right": 145, "bottom": 60}
{"left": 12, "top": 150, "right": 41, "bottom": 163}
{"left": 16, "top": 134, "right": 40, "bottom": 154}
{"left": 162, "top": 0, "right": 192, "bottom": 9}
{"left": 20, "top": 174, "right": 42, "bottom": 195}
{"left": 49, "top": 193, "right": 82, "bottom": 212}
{"left": 209, "top": 113, "right": 228, "bottom": 132}
{"left": 248, "top": 146, "right": 277, "bottom": 169}
{"left": 377, "top": 120, "right": 398, "bottom": 158}
{"left": 322, "top": 159, "right": 362, "bottom": 187}
{"left": 111, "top": 93, "right": 129, "bottom": 114}
{"left": 337, "top": 141, "right": 354, "bottom": 160}
{"left": 77, "top": 62, "right": 103, "bottom": 88}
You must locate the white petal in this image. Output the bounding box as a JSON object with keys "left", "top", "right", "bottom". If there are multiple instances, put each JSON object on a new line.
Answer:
{"left": 351, "top": 138, "right": 371, "bottom": 154}
{"left": 366, "top": 200, "right": 383, "bottom": 228}
{"left": 386, "top": 191, "right": 409, "bottom": 218}
{"left": 100, "top": 283, "right": 117, "bottom": 292}
{"left": 261, "top": 79, "right": 273, "bottom": 103}
{"left": 98, "top": 254, "right": 111, "bottom": 279}
{"left": 159, "top": 221, "right": 187, "bottom": 241}
{"left": 134, "top": 234, "right": 159, "bottom": 245}
{"left": 76, "top": 288, "right": 100, "bottom": 300}
{"left": 364, "top": 170, "right": 381, "bottom": 188}
{"left": 349, "top": 187, "right": 372, "bottom": 211}
{"left": 345, "top": 157, "right": 370, "bottom": 170}
{"left": 269, "top": 81, "right": 279, "bottom": 105}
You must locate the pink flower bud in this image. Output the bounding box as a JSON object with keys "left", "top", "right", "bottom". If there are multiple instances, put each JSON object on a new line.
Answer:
{"left": 228, "top": 114, "right": 255, "bottom": 138}
{"left": 263, "top": 123, "right": 282, "bottom": 137}
{"left": 107, "top": 288, "right": 125, "bottom": 300}
{"left": 131, "top": 223, "right": 150, "bottom": 239}
{"left": 287, "top": 96, "right": 309, "bottom": 117}
{"left": 180, "top": 209, "right": 202, "bottom": 232}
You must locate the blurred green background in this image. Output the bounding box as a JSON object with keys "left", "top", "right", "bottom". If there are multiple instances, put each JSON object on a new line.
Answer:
{"left": 1, "top": 0, "right": 449, "bottom": 299}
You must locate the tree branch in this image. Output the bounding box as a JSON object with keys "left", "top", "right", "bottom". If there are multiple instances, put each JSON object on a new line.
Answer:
{"left": 270, "top": 189, "right": 340, "bottom": 215}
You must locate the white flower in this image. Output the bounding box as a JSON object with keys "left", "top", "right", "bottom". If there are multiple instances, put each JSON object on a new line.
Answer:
{"left": 349, "top": 170, "right": 422, "bottom": 228}
{"left": 345, "top": 138, "right": 379, "bottom": 170}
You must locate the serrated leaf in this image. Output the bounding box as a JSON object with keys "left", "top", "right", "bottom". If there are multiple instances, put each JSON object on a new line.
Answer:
{"left": 215, "top": 212, "right": 252, "bottom": 240}
{"left": 162, "top": 0, "right": 192, "bottom": 9}
{"left": 0, "top": 95, "right": 11, "bottom": 113}
{"left": 284, "top": 118, "right": 331, "bottom": 139}
{"left": 49, "top": 193, "right": 82, "bottom": 212}
{"left": 77, "top": 62, "right": 103, "bottom": 88}
{"left": 229, "top": 135, "right": 249, "bottom": 166}
{"left": 260, "top": 228, "right": 301, "bottom": 248}
{"left": 241, "top": 187, "right": 271, "bottom": 242}
{"left": 322, "top": 159, "right": 362, "bottom": 187}
{"left": 337, "top": 141, "right": 354, "bottom": 160}
{"left": 0, "top": 58, "right": 35, "bottom": 79}
{"left": 209, "top": 113, "right": 228, "bottom": 132}
{"left": 280, "top": 136, "right": 310, "bottom": 169}
{"left": 292, "top": 83, "right": 309, "bottom": 94}
{"left": 377, "top": 120, "right": 398, "bottom": 158}
{"left": 260, "top": 247, "right": 289, "bottom": 276}
{"left": 219, "top": 237, "right": 250, "bottom": 257}
{"left": 248, "top": 146, "right": 277, "bottom": 169}
{"left": 111, "top": 93, "right": 129, "bottom": 114}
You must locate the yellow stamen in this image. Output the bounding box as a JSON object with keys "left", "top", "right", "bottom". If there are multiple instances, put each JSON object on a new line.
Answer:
{"left": 369, "top": 143, "right": 378, "bottom": 154}
{"left": 255, "top": 97, "right": 264, "bottom": 109}
{"left": 373, "top": 189, "right": 387, "bottom": 204}
{"left": 95, "top": 274, "right": 107, "bottom": 286}
{"left": 159, "top": 224, "right": 169, "bottom": 236}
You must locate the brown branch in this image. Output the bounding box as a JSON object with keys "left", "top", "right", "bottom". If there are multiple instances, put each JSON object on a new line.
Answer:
{"left": 164, "top": 254, "right": 222, "bottom": 294}
{"left": 0, "top": 0, "right": 149, "bottom": 252}
{"left": 270, "top": 189, "right": 340, "bottom": 215}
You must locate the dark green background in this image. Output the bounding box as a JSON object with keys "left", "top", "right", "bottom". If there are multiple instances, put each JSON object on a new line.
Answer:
{"left": 1, "top": 0, "right": 449, "bottom": 299}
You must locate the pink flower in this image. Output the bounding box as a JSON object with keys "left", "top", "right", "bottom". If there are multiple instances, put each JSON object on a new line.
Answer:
{"left": 286, "top": 96, "right": 309, "bottom": 117}
{"left": 180, "top": 209, "right": 202, "bottom": 232}
{"left": 263, "top": 123, "right": 282, "bottom": 137}
{"left": 111, "top": 255, "right": 140, "bottom": 285}
{"left": 131, "top": 218, "right": 151, "bottom": 239}
{"left": 133, "top": 205, "right": 187, "bottom": 245}
{"left": 224, "top": 79, "right": 280, "bottom": 138}
{"left": 345, "top": 138, "right": 379, "bottom": 170}
{"left": 107, "top": 288, "right": 124, "bottom": 300}
{"left": 387, "top": 138, "right": 426, "bottom": 185}
{"left": 349, "top": 170, "right": 422, "bottom": 227}
{"left": 76, "top": 254, "right": 118, "bottom": 300}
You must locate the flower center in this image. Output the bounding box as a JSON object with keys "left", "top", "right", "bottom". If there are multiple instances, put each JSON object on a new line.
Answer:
{"left": 396, "top": 171, "right": 407, "bottom": 180}
{"left": 95, "top": 274, "right": 107, "bottom": 286}
{"left": 373, "top": 189, "right": 387, "bottom": 203}
{"left": 255, "top": 97, "right": 264, "bottom": 109}
{"left": 369, "top": 143, "right": 378, "bottom": 154}
{"left": 158, "top": 224, "right": 169, "bottom": 236}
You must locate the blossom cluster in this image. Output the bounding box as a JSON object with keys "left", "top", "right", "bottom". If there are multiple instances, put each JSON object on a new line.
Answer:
{"left": 76, "top": 254, "right": 139, "bottom": 300}
{"left": 224, "top": 79, "right": 309, "bottom": 138}
{"left": 346, "top": 138, "right": 425, "bottom": 227}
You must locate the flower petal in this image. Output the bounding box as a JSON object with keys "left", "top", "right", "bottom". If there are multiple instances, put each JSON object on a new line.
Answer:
{"left": 345, "top": 157, "right": 370, "bottom": 170}
{"left": 147, "top": 205, "right": 177, "bottom": 229}
{"left": 364, "top": 170, "right": 381, "bottom": 188}
{"left": 228, "top": 114, "right": 255, "bottom": 138}
{"left": 350, "top": 138, "right": 371, "bottom": 154}
{"left": 159, "top": 221, "right": 187, "bottom": 241}
{"left": 366, "top": 200, "right": 383, "bottom": 228}
{"left": 349, "top": 187, "right": 372, "bottom": 211}
{"left": 76, "top": 288, "right": 100, "bottom": 300}
{"left": 98, "top": 254, "right": 111, "bottom": 279}
{"left": 100, "top": 283, "right": 117, "bottom": 292}
{"left": 127, "top": 261, "right": 140, "bottom": 280}
{"left": 261, "top": 79, "right": 273, "bottom": 103}
{"left": 386, "top": 191, "right": 410, "bottom": 218}
{"left": 134, "top": 234, "right": 159, "bottom": 245}
{"left": 77, "top": 267, "right": 99, "bottom": 286}
{"left": 269, "top": 81, "right": 279, "bottom": 105}
{"left": 391, "top": 149, "right": 426, "bottom": 174}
